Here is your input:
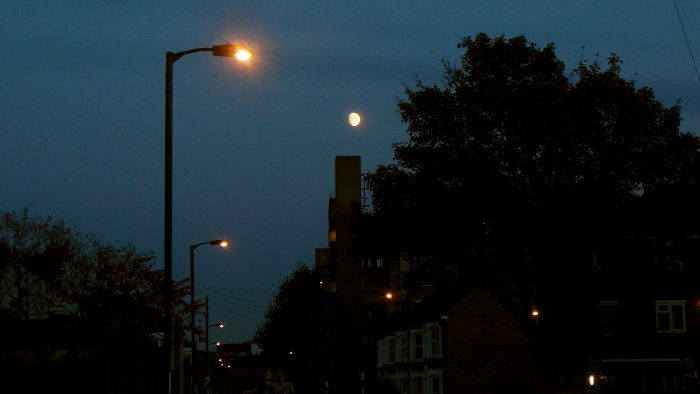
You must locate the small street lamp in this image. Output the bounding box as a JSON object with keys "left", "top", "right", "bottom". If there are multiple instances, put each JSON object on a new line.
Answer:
{"left": 385, "top": 292, "right": 415, "bottom": 393}
{"left": 205, "top": 296, "right": 225, "bottom": 376}
{"left": 189, "top": 240, "right": 227, "bottom": 393}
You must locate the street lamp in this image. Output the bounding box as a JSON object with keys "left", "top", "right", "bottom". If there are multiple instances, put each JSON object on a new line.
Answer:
{"left": 385, "top": 292, "right": 414, "bottom": 394}
{"left": 164, "top": 44, "right": 251, "bottom": 394}
{"left": 190, "top": 240, "right": 228, "bottom": 393}
{"left": 205, "top": 296, "right": 225, "bottom": 376}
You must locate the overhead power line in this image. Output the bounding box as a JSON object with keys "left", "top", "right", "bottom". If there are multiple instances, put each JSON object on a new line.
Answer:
{"left": 673, "top": 0, "right": 700, "bottom": 84}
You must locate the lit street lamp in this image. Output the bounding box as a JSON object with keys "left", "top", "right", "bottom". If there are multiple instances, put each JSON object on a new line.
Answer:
{"left": 163, "top": 44, "right": 251, "bottom": 394}
{"left": 205, "top": 296, "right": 225, "bottom": 375}
{"left": 190, "top": 240, "right": 228, "bottom": 393}
{"left": 385, "top": 292, "right": 414, "bottom": 394}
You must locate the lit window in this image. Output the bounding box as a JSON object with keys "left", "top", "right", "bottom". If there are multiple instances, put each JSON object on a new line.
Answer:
{"left": 329, "top": 230, "right": 336, "bottom": 243}
{"left": 656, "top": 300, "right": 686, "bottom": 333}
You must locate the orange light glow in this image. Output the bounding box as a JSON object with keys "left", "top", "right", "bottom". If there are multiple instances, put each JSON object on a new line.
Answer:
{"left": 385, "top": 292, "right": 393, "bottom": 300}
{"left": 588, "top": 374, "right": 596, "bottom": 386}
{"left": 235, "top": 48, "right": 252, "bottom": 61}
{"left": 219, "top": 241, "right": 229, "bottom": 247}
{"left": 531, "top": 310, "right": 540, "bottom": 317}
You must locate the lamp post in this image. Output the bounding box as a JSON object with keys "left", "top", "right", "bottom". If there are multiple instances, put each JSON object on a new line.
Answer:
{"left": 164, "top": 44, "right": 251, "bottom": 394}
{"left": 205, "top": 296, "right": 224, "bottom": 376}
{"left": 190, "top": 240, "right": 228, "bottom": 393}
{"left": 386, "top": 292, "right": 413, "bottom": 394}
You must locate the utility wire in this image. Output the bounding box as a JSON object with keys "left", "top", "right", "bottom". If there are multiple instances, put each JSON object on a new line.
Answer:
{"left": 205, "top": 296, "right": 260, "bottom": 322}
{"left": 673, "top": 0, "right": 700, "bottom": 84}
{"left": 204, "top": 291, "right": 267, "bottom": 314}
{"left": 199, "top": 281, "right": 272, "bottom": 298}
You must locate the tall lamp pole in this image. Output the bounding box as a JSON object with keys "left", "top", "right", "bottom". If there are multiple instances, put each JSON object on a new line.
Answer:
{"left": 190, "top": 240, "right": 228, "bottom": 394}
{"left": 164, "top": 44, "right": 251, "bottom": 394}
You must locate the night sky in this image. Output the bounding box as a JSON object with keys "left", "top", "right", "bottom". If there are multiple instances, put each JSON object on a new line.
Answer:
{"left": 1, "top": 1, "right": 698, "bottom": 343}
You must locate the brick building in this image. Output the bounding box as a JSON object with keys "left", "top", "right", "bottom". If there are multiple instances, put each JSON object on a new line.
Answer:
{"left": 316, "top": 155, "right": 700, "bottom": 393}
{"left": 377, "top": 286, "right": 539, "bottom": 394}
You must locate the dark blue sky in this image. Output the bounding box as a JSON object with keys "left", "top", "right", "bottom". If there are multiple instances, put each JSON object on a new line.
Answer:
{"left": 1, "top": 1, "right": 698, "bottom": 343}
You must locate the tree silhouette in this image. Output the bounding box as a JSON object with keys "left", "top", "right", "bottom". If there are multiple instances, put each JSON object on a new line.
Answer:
{"left": 256, "top": 264, "right": 360, "bottom": 393}
{"left": 364, "top": 33, "right": 700, "bottom": 330}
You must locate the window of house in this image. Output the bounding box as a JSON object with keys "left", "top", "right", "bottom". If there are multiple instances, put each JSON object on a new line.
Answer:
{"left": 414, "top": 333, "right": 423, "bottom": 359}
{"left": 362, "top": 257, "right": 385, "bottom": 270}
{"left": 430, "top": 327, "right": 440, "bottom": 356}
{"left": 414, "top": 377, "right": 423, "bottom": 393}
{"left": 389, "top": 337, "right": 396, "bottom": 362}
{"left": 598, "top": 300, "right": 619, "bottom": 324}
{"left": 431, "top": 376, "right": 441, "bottom": 394}
{"left": 402, "top": 379, "right": 409, "bottom": 394}
{"left": 328, "top": 230, "right": 336, "bottom": 243}
{"left": 401, "top": 334, "right": 408, "bottom": 360}
{"left": 600, "top": 308, "right": 617, "bottom": 322}
{"left": 656, "top": 300, "right": 686, "bottom": 333}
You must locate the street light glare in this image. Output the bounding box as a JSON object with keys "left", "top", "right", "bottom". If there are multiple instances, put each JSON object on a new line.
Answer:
{"left": 211, "top": 44, "right": 253, "bottom": 61}
{"left": 588, "top": 374, "right": 596, "bottom": 386}
{"left": 234, "top": 48, "right": 252, "bottom": 61}
{"left": 208, "top": 239, "right": 228, "bottom": 247}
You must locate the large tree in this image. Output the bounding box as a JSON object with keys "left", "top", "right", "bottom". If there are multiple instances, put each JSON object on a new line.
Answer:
{"left": 255, "top": 265, "right": 333, "bottom": 393}
{"left": 364, "top": 33, "right": 700, "bottom": 325}
{"left": 0, "top": 210, "right": 181, "bottom": 392}
{"left": 0, "top": 209, "right": 163, "bottom": 324}
{"left": 255, "top": 265, "right": 364, "bottom": 394}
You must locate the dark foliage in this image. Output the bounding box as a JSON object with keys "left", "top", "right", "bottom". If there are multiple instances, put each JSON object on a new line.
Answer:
{"left": 364, "top": 33, "right": 700, "bottom": 349}
{"left": 255, "top": 264, "right": 358, "bottom": 393}
{"left": 0, "top": 209, "right": 177, "bottom": 392}
{"left": 0, "top": 209, "right": 163, "bottom": 325}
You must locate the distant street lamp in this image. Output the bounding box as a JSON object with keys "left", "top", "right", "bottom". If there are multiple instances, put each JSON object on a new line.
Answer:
{"left": 163, "top": 44, "right": 251, "bottom": 394}
{"left": 205, "top": 296, "right": 225, "bottom": 374}
{"left": 385, "top": 292, "right": 414, "bottom": 394}
{"left": 190, "top": 240, "right": 228, "bottom": 393}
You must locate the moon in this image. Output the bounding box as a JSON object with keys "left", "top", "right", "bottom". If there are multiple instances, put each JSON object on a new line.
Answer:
{"left": 348, "top": 112, "right": 361, "bottom": 127}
